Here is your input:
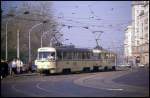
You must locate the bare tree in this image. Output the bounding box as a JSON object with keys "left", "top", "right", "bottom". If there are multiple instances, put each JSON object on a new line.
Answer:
{"left": 1, "top": 1, "right": 62, "bottom": 62}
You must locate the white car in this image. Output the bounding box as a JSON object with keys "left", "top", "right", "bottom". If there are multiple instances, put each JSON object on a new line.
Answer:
{"left": 117, "top": 64, "right": 131, "bottom": 67}
{"left": 138, "top": 64, "right": 145, "bottom": 67}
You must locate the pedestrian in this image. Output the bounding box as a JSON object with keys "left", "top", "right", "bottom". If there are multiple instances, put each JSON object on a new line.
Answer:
{"left": 8, "top": 60, "right": 12, "bottom": 75}
{"left": 12, "top": 58, "right": 17, "bottom": 75}
{"left": 5, "top": 60, "right": 9, "bottom": 76}
{"left": 20, "top": 60, "right": 23, "bottom": 74}
{"left": 0, "top": 59, "right": 9, "bottom": 79}
{"left": 16, "top": 58, "right": 23, "bottom": 74}
{"left": 28, "top": 60, "right": 32, "bottom": 73}
{"left": 22, "top": 63, "right": 25, "bottom": 73}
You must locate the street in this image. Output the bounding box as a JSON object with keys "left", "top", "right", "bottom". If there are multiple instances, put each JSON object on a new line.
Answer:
{"left": 1, "top": 67, "right": 149, "bottom": 97}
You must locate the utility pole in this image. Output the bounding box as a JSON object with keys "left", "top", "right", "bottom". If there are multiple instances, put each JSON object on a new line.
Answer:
{"left": 41, "top": 35, "right": 43, "bottom": 47}
{"left": 5, "top": 21, "right": 8, "bottom": 61}
{"left": 115, "top": 53, "right": 117, "bottom": 66}
{"left": 29, "top": 23, "right": 43, "bottom": 62}
{"left": 41, "top": 24, "right": 43, "bottom": 48}
{"left": 4, "top": 11, "right": 30, "bottom": 61}
{"left": 28, "top": 22, "right": 46, "bottom": 62}
{"left": 17, "top": 29, "right": 20, "bottom": 58}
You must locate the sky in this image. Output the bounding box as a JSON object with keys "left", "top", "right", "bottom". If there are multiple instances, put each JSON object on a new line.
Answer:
{"left": 51, "top": 1, "right": 132, "bottom": 50}
{"left": 1, "top": 1, "right": 132, "bottom": 51}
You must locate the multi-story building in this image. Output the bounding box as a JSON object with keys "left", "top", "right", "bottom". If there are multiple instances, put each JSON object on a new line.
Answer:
{"left": 124, "top": 25, "right": 133, "bottom": 63}
{"left": 131, "top": 1, "right": 144, "bottom": 58}
{"left": 124, "top": 1, "right": 149, "bottom": 66}
{"left": 138, "top": 1, "right": 149, "bottom": 65}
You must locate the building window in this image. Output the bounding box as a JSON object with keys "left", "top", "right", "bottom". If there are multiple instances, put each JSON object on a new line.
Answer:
{"left": 144, "top": 18, "right": 148, "bottom": 24}
{"left": 144, "top": 26, "right": 148, "bottom": 31}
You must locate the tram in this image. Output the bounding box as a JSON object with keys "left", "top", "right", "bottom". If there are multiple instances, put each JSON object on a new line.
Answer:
{"left": 35, "top": 45, "right": 116, "bottom": 74}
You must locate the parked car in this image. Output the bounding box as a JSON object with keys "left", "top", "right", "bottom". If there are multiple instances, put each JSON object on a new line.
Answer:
{"left": 22, "top": 64, "right": 29, "bottom": 73}
{"left": 117, "top": 64, "right": 131, "bottom": 68}
{"left": 138, "top": 64, "right": 145, "bottom": 68}
{"left": 31, "top": 64, "right": 37, "bottom": 72}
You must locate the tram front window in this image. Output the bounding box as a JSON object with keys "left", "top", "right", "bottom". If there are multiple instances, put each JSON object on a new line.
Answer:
{"left": 38, "top": 52, "right": 56, "bottom": 60}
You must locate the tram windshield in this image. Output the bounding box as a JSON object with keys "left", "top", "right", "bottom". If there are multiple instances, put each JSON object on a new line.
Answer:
{"left": 38, "top": 52, "right": 56, "bottom": 60}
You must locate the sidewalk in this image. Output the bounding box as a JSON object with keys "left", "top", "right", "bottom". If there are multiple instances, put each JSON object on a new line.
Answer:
{"left": 7, "top": 72, "right": 40, "bottom": 78}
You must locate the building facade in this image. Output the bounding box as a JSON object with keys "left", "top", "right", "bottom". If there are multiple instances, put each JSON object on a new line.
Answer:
{"left": 138, "top": 1, "right": 149, "bottom": 65}
{"left": 124, "top": 1, "right": 149, "bottom": 66}
{"left": 124, "top": 25, "right": 133, "bottom": 63}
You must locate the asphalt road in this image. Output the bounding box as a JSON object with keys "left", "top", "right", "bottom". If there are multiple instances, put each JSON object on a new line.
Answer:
{"left": 1, "top": 67, "right": 149, "bottom": 97}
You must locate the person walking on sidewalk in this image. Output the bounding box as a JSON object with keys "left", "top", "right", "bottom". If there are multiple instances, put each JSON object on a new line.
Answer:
{"left": 16, "top": 58, "right": 23, "bottom": 74}
{"left": 12, "top": 58, "right": 17, "bottom": 75}
{"left": 8, "top": 60, "right": 12, "bottom": 75}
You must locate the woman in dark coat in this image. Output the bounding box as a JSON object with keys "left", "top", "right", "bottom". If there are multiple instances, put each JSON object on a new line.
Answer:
{"left": 1, "top": 60, "right": 9, "bottom": 79}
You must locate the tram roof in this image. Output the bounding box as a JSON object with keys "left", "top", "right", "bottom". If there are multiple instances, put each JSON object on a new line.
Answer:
{"left": 56, "top": 47, "right": 92, "bottom": 52}
{"left": 37, "top": 46, "right": 115, "bottom": 54}
{"left": 55, "top": 45, "right": 113, "bottom": 53}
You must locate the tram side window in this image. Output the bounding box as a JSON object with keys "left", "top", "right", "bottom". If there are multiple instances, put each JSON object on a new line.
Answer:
{"left": 99, "top": 53, "right": 101, "bottom": 59}
{"left": 73, "top": 52, "right": 77, "bottom": 60}
{"left": 104, "top": 53, "right": 107, "bottom": 59}
{"left": 68, "top": 52, "right": 72, "bottom": 59}
{"left": 63, "top": 52, "right": 67, "bottom": 60}
{"left": 92, "top": 53, "right": 99, "bottom": 60}
{"left": 84, "top": 52, "right": 90, "bottom": 59}
{"left": 101, "top": 53, "right": 105, "bottom": 59}
{"left": 57, "top": 52, "right": 62, "bottom": 60}
{"left": 105, "top": 53, "right": 108, "bottom": 59}
{"left": 107, "top": 53, "right": 110, "bottom": 59}
{"left": 63, "top": 52, "right": 72, "bottom": 60}
{"left": 82, "top": 52, "right": 85, "bottom": 59}
{"left": 61, "top": 51, "right": 92, "bottom": 60}
{"left": 81, "top": 52, "right": 87, "bottom": 60}
{"left": 85, "top": 52, "right": 88, "bottom": 59}
{"left": 77, "top": 52, "right": 80, "bottom": 60}
{"left": 73, "top": 52, "right": 79, "bottom": 60}
{"left": 88, "top": 52, "right": 92, "bottom": 59}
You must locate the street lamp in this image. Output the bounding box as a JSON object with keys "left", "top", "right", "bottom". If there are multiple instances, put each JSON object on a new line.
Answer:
{"left": 5, "top": 12, "right": 29, "bottom": 61}
{"left": 40, "top": 20, "right": 48, "bottom": 48}
{"left": 40, "top": 29, "right": 53, "bottom": 47}
{"left": 28, "top": 21, "right": 47, "bottom": 62}
{"left": 5, "top": 14, "right": 16, "bottom": 61}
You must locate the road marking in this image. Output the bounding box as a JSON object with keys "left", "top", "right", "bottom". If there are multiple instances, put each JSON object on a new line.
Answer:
{"left": 36, "top": 82, "right": 76, "bottom": 97}
{"left": 11, "top": 84, "right": 38, "bottom": 97}
{"left": 36, "top": 82, "right": 67, "bottom": 96}
{"left": 107, "top": 88, "right": 123, "bottom": 91}
{"left": 73, "top": 71, "right": 132, "bottom": 92}
{"left": 36, "top": 83, "right": 51, "bottom": 93}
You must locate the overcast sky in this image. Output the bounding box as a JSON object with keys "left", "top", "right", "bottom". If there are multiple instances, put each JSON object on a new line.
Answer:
{"left": 2, "top": 1, "right": 132, "bottom": 51}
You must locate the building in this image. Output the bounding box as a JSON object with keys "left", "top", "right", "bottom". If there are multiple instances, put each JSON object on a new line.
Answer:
{"left": 131, "top": 1, "right": 144, "bottom": 58}
{"left": 124, "top": 25, "right": 133, "bottom": 63}
{"left": 138, "top": 1, "right": 149, "bottom": 65}
{"left": 124, "top": 1, "right": 149, "bottom": 66}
